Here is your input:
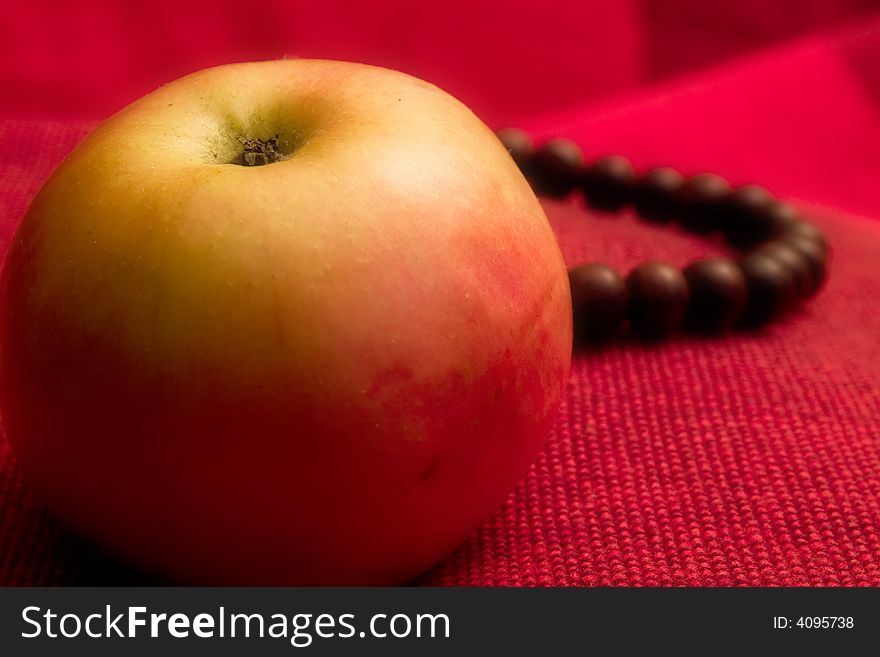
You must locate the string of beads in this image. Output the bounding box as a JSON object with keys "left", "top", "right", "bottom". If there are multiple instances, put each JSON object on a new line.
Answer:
{"left": 496, "top": 128, "right": 829, "bottom": 343}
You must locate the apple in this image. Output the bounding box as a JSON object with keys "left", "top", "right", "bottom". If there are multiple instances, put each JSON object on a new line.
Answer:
{"left": 0, "top": 60, "right": 571, "bottom": 584}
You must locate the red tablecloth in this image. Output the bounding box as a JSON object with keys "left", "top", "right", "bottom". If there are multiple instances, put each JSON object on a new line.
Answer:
{"left": 1, "top": 2, "right": 879, "bottom": 585}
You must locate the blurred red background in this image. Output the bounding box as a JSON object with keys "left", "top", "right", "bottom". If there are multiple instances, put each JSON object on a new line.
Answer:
{"left": 2, "top": 0, "right": 879, "bottom": 123}
{"left": 2, "top": 1, "right": 880, "bottom": 586}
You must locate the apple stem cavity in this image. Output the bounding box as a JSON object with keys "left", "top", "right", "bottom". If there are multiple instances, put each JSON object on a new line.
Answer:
{"left": 234, "top": 135, "right": 289, "bottom": 166}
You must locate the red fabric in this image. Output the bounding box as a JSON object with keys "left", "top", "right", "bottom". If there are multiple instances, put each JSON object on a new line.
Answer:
{"left": 2, "top": 2, "right": 880, "bottom": 585}
{"left": 3, "top": 1, "right": 877, "bottom": 122}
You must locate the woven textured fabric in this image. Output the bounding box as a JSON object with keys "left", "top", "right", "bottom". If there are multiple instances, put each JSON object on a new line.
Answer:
{"left": 1, "top": 120, "right": 879, "bottom": 587}
{"left": 2, "top": 14, "right": 880, "bottom": 585}
{"left": 426, "top": 201, "right": 880, "bottom": 586}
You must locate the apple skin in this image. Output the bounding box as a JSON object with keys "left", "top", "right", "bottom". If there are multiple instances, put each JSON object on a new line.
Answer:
{"left": 0, "top": 60, "right": 571, "bottom": 584}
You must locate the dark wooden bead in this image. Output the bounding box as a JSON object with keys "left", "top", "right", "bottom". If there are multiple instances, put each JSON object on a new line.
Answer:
{"left": 633, "top": 167, "right": 684, "bottom": 223}
{"left": 737, "top": 252, "right": 796, "bottom": 328}
{"left": 754, "top": 241, "right": 814, "bottom": 299}
{"left": 581, "top": 155, "right": 637, "bottom": 212}
{"left": 626, "top": 262, "right": 690, "bottom": 338}
{"left": 683, "top": 258, "right": 747, "bottom": 332}
{"left": 781, "top": 220, "right": 828, "bottom": 254}
{"left": 784, "top": 236, "right": 828, "bottom": 296}
{"left": 677, "top": 172, "right": 731, "bottom": 234}
{"left": 763, "top": 201, "right": 801, "bottom": 237}
{"left": 495, "top": 127, "right": 535, "bottom": 170}
{"left": 729, "top": 184, "right": 774, "bottom": 212}
{"left": 529, "top": 138, "right": 584, "bottom": 198}
{"left": 568, "top": 263, "right": 629, "bottom": 342}
{"left": 720, "top": 184, "right": 775, "bottom": 247}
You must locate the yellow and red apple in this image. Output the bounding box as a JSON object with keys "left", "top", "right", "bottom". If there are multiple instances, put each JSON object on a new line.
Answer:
{"left": 0, "top": 60, "right": 571, "bottom": 584}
